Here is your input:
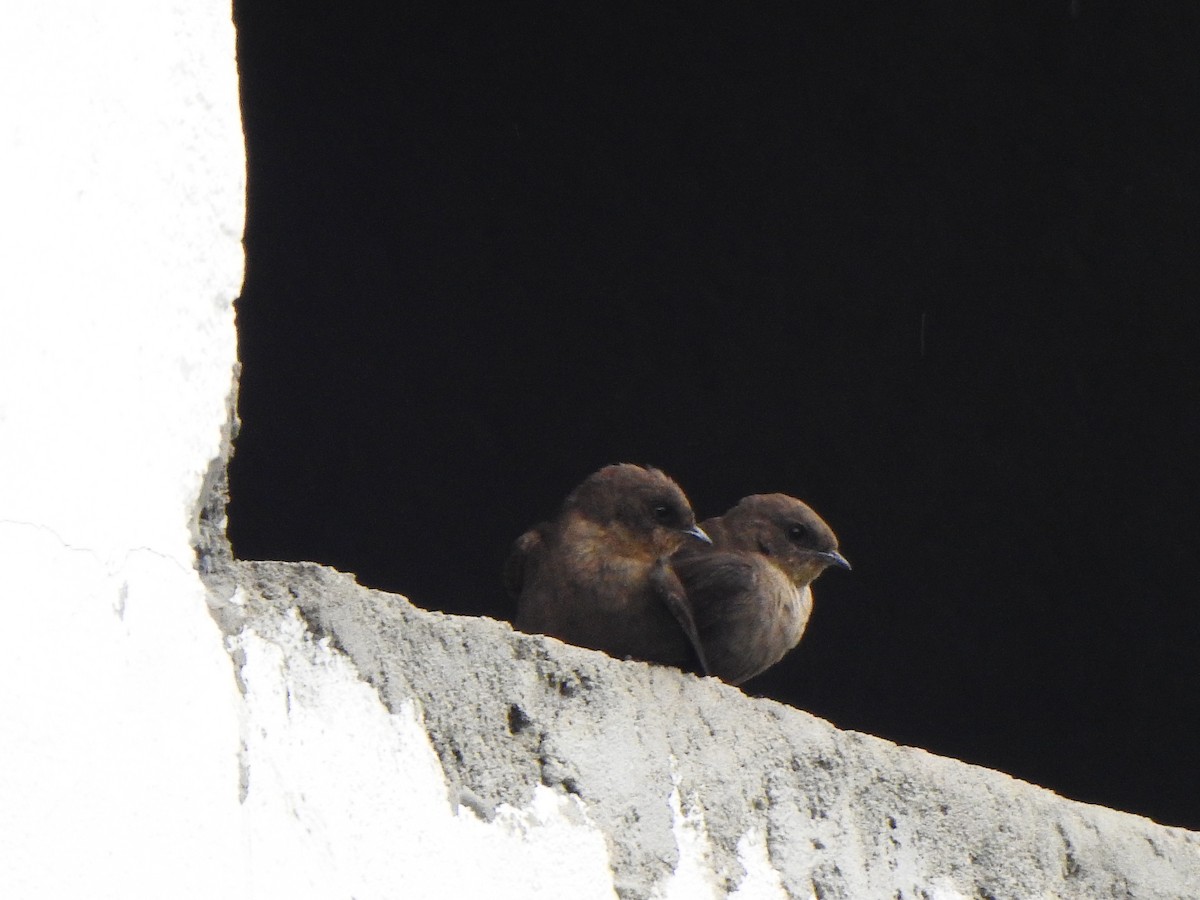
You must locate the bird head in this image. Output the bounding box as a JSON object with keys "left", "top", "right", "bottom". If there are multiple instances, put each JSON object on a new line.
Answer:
{"left": 719, "top": 493, "right": 850, "bottom": 586}
{"left": 566, "top": 463, "right": 710, "bottom": 555}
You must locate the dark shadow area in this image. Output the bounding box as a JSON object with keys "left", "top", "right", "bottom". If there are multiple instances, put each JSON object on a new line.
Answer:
{"left": 229, "top": 2, "right": 1200, "bottom": 828}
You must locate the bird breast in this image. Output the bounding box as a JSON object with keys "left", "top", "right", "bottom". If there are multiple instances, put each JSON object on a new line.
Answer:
{"left": 762, "top": 568, "right": 813, "bottom": 651}
{"left": 556, "top": 517, "right": 655, "bottom": 608}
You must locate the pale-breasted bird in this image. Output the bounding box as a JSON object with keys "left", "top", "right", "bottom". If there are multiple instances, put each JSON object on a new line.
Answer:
{"left": 671, "top": 493, "right": 850, "bottom": 685}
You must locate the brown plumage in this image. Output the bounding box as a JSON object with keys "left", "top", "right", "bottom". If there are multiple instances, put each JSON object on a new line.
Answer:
{"left": 671, "top": 493, "right": 850, "bottom": 685}
{"left": 507, "top": 464, "right": 712, "bottom": 671}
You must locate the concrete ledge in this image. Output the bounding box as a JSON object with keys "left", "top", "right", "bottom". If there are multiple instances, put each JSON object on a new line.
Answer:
{"left": 212, "top": 559, "right": 1200, "bottom": 899}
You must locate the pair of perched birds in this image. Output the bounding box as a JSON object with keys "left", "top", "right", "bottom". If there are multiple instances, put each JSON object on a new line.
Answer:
{"left": 505, "top": 463, "right": 849, "bottom": 685}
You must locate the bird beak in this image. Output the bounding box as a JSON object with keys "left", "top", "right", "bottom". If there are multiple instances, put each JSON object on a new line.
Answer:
{"left": 820, "top": 550, "right": 851, "bottom": 571}
{"left": 683, "top": 524, "right": 713, "bottom": 544}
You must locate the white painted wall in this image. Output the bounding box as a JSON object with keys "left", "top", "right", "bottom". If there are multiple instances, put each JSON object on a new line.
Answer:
{"left": 0, "top": 3, "right": 247, "bottom": 896}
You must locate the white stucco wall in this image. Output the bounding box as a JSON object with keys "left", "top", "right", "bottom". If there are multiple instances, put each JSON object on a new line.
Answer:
{"left": 0, "top": 3, "right": 247, "bottom": 896}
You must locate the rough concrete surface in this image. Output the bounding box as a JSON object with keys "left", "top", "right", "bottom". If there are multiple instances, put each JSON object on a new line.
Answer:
{"left": 208, "top": 559, "right": 1200, "bottom": 900}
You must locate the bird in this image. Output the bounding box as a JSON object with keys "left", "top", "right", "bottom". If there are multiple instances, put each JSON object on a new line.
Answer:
{"left": 506, "top": 464, "right": 714, "bottom": 672}
{"left": 671, "top": 493, "right": 850, "bottom": 685}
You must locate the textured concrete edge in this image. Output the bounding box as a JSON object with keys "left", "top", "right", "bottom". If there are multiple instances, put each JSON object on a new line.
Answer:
{"left": 195, "top": 376, "right": 240, "bottom": 594}
{"left": 199, "top": 545, "right": 1200, "bottom": 900}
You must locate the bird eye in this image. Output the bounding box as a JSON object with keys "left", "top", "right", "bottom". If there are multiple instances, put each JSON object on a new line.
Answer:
{"left": 652, "top": 503, "right": 675, "bottom": 524}
{"left": 787, "top": 523, "right": 809, "bottom": 542}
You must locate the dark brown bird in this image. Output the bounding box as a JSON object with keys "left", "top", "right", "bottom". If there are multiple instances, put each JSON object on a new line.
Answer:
{"left": 506, "top": 464, "right": 713, "bottom": 672}
{"left": 671, "top": 493, "right": 850, "bottom": 685}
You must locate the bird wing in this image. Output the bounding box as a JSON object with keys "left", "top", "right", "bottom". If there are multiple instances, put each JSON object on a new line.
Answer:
{"left": 503, "top": 526, "right": 546, "bottom": 600}
{"left": 672, "top": 549, "right": 758, "bottom": 619}
{"left": 649, "top": 559, "right": 712, "bottom": 677}
{"left": 671, "top": 550, "right": 764, "bottom": 684}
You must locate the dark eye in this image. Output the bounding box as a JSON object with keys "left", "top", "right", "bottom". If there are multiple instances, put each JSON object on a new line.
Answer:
{"left": 653, "top": 503, "right": 676, "bottom": 524}
{"left": 787, "top": 523, "right": 809, "bottom": 542}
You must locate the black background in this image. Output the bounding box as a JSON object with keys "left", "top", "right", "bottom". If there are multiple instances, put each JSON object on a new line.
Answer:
{"left": 229, "top": 2, "right": 1200, "bottom": 829}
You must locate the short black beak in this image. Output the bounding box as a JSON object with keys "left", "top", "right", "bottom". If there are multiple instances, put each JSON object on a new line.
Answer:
{"left": 684, "top": 524, "right": 713, "bottom": 544}
{"left": 820, "top": 549, "right": 851, "bottom": 571}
